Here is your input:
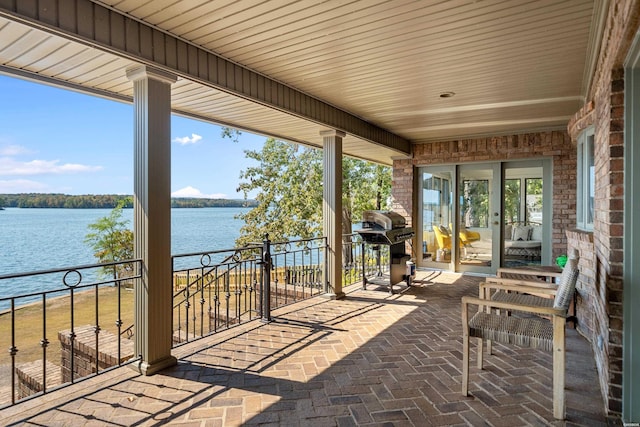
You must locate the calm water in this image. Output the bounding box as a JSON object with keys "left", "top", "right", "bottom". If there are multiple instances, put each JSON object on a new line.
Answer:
{"left": 0, "top": 207, "right": 249, "bottom": 301}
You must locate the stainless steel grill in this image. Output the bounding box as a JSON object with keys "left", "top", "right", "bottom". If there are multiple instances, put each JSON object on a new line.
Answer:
{"left": 357, "top": 210, "right": 415, "bottom": 245}
{"left": 356, "top": 210, "right": 415, "bottom": 293}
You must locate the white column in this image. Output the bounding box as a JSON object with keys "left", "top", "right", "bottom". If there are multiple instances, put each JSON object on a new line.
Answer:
{"left": 126, "top": 65, "right": 177, "bottom": 375}
{"left": 321, "top": 129, "right": 345, "bottom": 299}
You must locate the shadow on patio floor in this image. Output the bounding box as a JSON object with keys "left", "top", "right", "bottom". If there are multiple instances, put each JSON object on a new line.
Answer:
{"left": 1, "top": 271, "right": 616, "bottom": 426}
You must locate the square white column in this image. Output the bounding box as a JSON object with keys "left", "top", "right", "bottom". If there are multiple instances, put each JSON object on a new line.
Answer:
{"left": 321, "top": 129, "right": 346, "bottom": 299}
{"left": 127, "top": 65, "right": 177, "bottom": 375}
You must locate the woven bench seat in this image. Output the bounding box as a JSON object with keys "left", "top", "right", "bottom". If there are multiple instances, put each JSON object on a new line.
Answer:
{"left": 468, "top": 311, "right": 554, "bottom": 352}
{"left": 490, "top": 290, "right": 554, "bottom": 309}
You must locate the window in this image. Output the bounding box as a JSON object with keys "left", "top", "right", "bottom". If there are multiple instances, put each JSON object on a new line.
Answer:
{"left": 577, "top": 127, "right": 595, "bottom": 230}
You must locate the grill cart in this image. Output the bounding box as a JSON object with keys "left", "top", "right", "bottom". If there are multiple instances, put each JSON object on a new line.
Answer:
{"left": 356, "top": 210, "right": 415, "bottom": 294}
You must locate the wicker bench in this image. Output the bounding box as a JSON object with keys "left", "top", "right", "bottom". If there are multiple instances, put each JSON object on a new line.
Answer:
{"left": 461, "top": 252, "right": 579, "bottom": 420}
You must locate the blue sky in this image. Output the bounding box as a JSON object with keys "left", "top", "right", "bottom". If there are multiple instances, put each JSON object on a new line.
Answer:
{"left": 0, "top": 74, "right": 266, "bottom": 199}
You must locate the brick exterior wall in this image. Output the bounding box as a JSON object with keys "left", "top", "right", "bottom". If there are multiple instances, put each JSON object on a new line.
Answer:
{"left": 392, "top": 131, "right": 576, "bottom": 261}
{"left": 392, "top": 2, "right": 640, "bottom": 417}
{"left": 565, "top": 230, "right": 597, "bottom": 340}
{"left": 564, "top": 0, "right": 640, "bottom": 416}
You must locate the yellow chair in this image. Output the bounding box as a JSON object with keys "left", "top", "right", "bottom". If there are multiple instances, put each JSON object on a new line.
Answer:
{"left": 432, "top": 225, "right": 452, "bottom": 251}
{"left": 451, "top": 223, "right": 481, "bottom": 246}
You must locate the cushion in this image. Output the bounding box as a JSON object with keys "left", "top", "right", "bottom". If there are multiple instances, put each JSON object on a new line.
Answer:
{"left": 512, "top": 225, "right": 531, "bottom": 241}
{"left": 504, "top": 224, "right": 513, "bottom": 240}
{"left": 438, "top": 225, "right": 450, "bottom": 236}
{"left": 505, "top": 240, "right": 540, "bottom": 249}
{"left": 530, "top": 225, "right": 543, "bottom": 241}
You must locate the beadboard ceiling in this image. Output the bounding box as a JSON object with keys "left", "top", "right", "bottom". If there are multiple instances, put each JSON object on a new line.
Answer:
{"left": 0, "top": 0, "right": 604, "bottom": 165}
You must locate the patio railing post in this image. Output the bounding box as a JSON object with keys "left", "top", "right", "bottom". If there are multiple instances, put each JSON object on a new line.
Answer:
{"left": 361, "top": 240, "right": 366, "bottom": 289}
{"left": 324, "top": 236, "right": 329, "bottom": 293}
{"left": 261, "top": 234, "right": 272, "bottom": 323}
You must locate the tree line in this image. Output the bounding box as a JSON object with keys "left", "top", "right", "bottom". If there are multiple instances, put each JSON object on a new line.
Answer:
{"left": 0, "top": 194, "right": 256, "bottom": 209}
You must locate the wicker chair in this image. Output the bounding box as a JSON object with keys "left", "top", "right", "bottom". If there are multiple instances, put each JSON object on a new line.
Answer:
{"left": 461, "top": 254, "right": 579, "bottom": 420}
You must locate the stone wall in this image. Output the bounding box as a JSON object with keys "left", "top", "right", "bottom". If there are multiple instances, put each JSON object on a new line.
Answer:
{"left": 392, "top": 131, "right": 576, "bottom": 260}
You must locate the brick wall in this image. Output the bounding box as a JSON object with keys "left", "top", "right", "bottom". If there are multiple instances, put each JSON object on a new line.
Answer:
{"left": 391, "top": 131, "right": 576, "bottom": 260}
{"left": 565, "top": 230, "right": 597, "bottom": 338}
{"left": 564, "top": 0, "right": 640, "bottom": 416}
{"left": 15, "top": 360, "right": 62, "bottom": 399}
{"left": 58, "top": 325, "right": 134, "bottom": 383}
{"left": 390, "top": 1, "right": 640, "bottom": 417}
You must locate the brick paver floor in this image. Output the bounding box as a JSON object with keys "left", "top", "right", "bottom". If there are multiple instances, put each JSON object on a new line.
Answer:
{"left": 0, "top": 271, "right": 616, "bottom": 426}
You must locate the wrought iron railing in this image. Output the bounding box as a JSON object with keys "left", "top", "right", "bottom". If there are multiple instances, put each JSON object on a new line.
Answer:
{"left": 268, "top": 237, "right": 327, "bottom": 313}
{"left": 342, "top": 233, "right": 391, "bottom": 286}
{"left": 170, "top": 236, "right": 327, "bottom": 345}
{"left": 0, "top": 260, "right": 141, "bottom": 409}
{"left": 171, "top": 244, "right": 262, "bottom": 344}
{"left": 0, "top": 235, "right": 375, "bottom": 408}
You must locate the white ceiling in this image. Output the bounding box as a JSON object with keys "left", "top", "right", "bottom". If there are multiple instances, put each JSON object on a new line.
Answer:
{"left": 0, "top": 0, "right": 603, "bottom": 165}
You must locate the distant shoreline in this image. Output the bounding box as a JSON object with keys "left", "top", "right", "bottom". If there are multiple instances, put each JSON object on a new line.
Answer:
{"left": 0, "top": 193, "right": 257, "bottom": 209}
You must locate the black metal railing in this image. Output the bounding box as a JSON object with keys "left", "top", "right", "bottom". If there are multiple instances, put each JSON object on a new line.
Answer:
{"left": 0, "top": 259, "right": 141, "bottom": 409}
{"left": 342, "top": 233, "right": 391, "bottom": 286}
{"left": 170, "top": 236, "right": 328, "bottom": 345}
{"left": 0, "top": 235, "right": 375, "bottom": 408}
{"left": 170, "top": 244, "right": 262, "bottom": 344}
{"left": 269, "top": 237, "right": 327, "bottom": 311}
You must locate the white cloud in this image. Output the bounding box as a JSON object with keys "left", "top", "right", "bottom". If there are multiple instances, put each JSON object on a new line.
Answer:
{"left": 0, "top": 158, "right": 103, "bottom": 176}
{"left": 172, "top": 133, "right": 203, "bottom": 145}
{"left": 0, "top": 144, "right": 32, "bottom": 156}
{"left": 0, "top": 179, "right": 49, "bottom": 192}
{"left": 171, "top": 186, "right": 227, "bottom": 199}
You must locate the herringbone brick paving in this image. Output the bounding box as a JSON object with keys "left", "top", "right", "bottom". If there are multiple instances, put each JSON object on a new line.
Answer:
{"left": 0, "top": 272, "right": 615, "bottom": 426}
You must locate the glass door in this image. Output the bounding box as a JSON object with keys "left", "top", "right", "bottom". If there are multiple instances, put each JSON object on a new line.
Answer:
{"left": 418, "top": 167, "right": 454, "bottom": 269}
{"left": 457, "top": 163, "right": 501, "bottom": 274}
{"left": 418, "top": 161, "right": 551, "bottom": 274}
{"left": 502, "top": 160, "right": 552, "bottom": 267}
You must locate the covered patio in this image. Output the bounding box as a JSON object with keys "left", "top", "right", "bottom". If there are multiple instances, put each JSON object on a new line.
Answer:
{"left": 1, "top": 0, "right": 640, "bottom": 423}
{"left": 1, "top": 272, "right": 609, "bottom": 426}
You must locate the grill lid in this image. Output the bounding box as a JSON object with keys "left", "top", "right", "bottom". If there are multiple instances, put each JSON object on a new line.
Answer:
{"left": 357, "top": 227, "right": 415, "bottom": 245}
{"left": 358, "top": 210, "right": 414, "bottom": 245}
{"left": 362, "top": 210, "right": 406, "bottom": 230}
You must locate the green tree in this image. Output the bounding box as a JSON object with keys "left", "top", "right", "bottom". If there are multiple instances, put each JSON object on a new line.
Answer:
{"left": 234, "top": 138, "right": 391, "bottom": 247}
{"left": 221, "top": 127, "right": 242, "bottom": 143}
{"left": 504, "top": 179, "right": 521, "bottom": 223}
{"left": 461, "top": 180, "right": 489, "bottom": 228}
{"left": 85, "top": 202, "right": 134, "bottom": 279}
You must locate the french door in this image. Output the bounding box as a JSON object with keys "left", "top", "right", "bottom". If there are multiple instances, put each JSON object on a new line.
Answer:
{"left": 418, "top": 160, "right": 550, "bottom": 275}
{"left": 456, "top": 163, "right": 501, "bottom": 274}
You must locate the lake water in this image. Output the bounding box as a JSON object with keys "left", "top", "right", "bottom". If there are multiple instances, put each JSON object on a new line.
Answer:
{"left": 0, "top": 207, "right": 249, "bottom": 301}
